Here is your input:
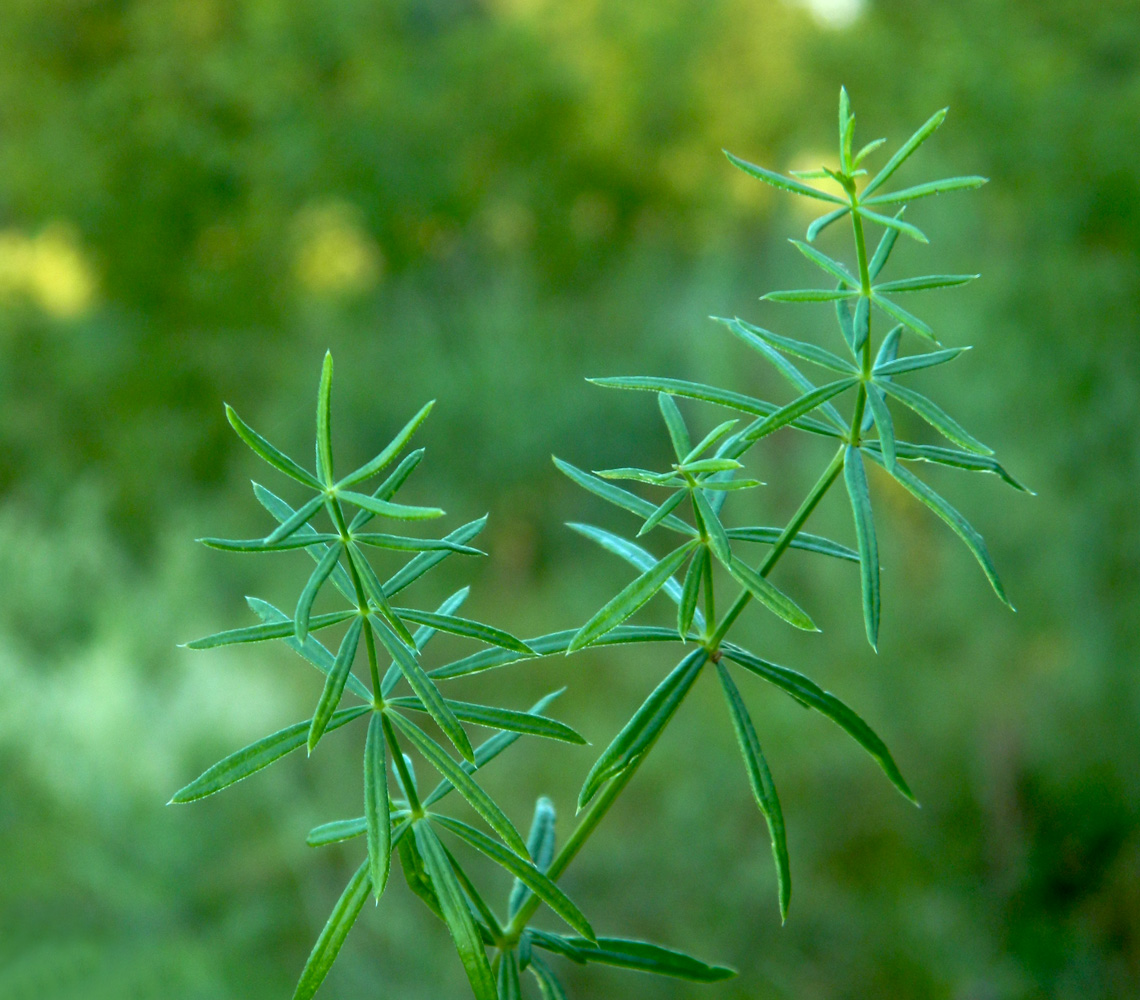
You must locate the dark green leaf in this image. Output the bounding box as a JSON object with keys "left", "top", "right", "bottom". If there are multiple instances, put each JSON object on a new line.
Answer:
{"left": 225, "top": 404, "right": 323, "bottom": 489}
{"left": 725, "top": 527, "right": 858, "bottom": 562}
{"left": 295, "top": 543, "right": 343, "bottom": 642}
{"left": 198, "top": 533, "right": 341, "bottom": 552}
{"left": 254, "top": 484, "right": 355, "bottom": 599}
{"left": 346, "top": 544, "right": 417, "bottom": 646}
{"left": 265, "top": 493, "right": 327, "bottom": 546}
{"left": 578, "top": 649, "right": 707, "bottom": 808}
{"left": 716, "top": 663, "right": 790, "bottom": 921}
{"left": 723, "top": 555, "right": 818, "bottom": 631}
{"left": 691, "top": 490, "right": 730, "bottom": 563}
{"left": 657, "top": 393, "right": 691, "bottom": 460}
{"left": 865, "top": 383, "right": 897, "bottom": 473}
{"left": 384, "top": 515, "right": 489, "bottom": 597}
{"left": 498, "top": 950, "right": 522, "bottom": 1000}
{"left": 873, "top": 346, "right": 968, "bottom": 376}
{"left": 569, "top": 540, "right": 699, "bottom": 652}
{"left": 398, "top": 825, "right": 443, "bottom": 920}
{"left": 862, "top": 107, "right": 947, "bottom": 199}
{"left": 534, "top": 934, "right": 736, "bottom": 983}
{"left": 637, "top": 489, "right": 687, "bottom": 537}
{"left": 553, "top": 457, "right": 696, "bottom": 535}
{"left": 309, "top": 616, "right": 365, "bottom": 751}
{"left": 723, "top": 150, "right": 847, "bottom": 204}
{"left": 862, "top": 440, "right": 1032, "bottom": 492}
{"left": 413, "top": 822, "right": 497, "bottom": 1000}
{"left": 170, "top": 706, "right": 369, "bottom": 803}
{"left": 352, "top": 532, "right": 484, "bottom": 555}
{"left": 843, "top": 446, "right": 880, "bottom": 650}
{"left": 726, "top": 317, "right": 855, "bottom": 373}
{"left": 877, "top": 379, "right": 993, "bottom": 454}
{"left": 347, "top": 449, "right": 426, "bottom": 531}
{"left": 509, "top": 797, "right": 557, "bottom": 917}
{"left": 381, "top": 588, "right": 471, "bottom": 697}
{"left": 722, "top": 644, "right": 915, "bottom": 802}
{"left": 338, "top": 490, "right": 444, "bottom": 521}
{"left": 677, "top": 546, "right": 706, "bottom": 637}
{"left": 528, "top": 955, "right": 568, "bottom": 1000}
{"left": 392, "top": 714, "right": 526, "bottom": 855}
{"left": 364, "top": 713, "right": 390, "bottom": 901}
{"left": 316, "top": 351, "right": 335, "bottom": 485}
{"left": 742, "top": 379, "right": 858, "bottom": 444}
{"left": 393, "top": 608, "right": 534, "bottom": 656}
{"left": 291, "top": 859, "right": 372, "bottom": 1000}
{"left": 338, "top": 400, "right": 434, "bottom": 489}
{"left": 389, "top": 696, "right": 585, "bottom": 745}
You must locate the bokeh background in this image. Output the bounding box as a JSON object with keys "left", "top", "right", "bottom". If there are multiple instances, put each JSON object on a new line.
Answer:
{"left": 1, "top": 0, "right": 1138, "bottom": 997}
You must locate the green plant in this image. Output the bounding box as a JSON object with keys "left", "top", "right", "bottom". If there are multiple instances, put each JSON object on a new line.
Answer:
{"left": 172, "top": 89, "right": 1029, "bottom": 999}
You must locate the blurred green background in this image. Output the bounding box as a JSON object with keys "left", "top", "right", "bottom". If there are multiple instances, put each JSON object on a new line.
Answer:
{"left": 1, "top": 0, "right": 1137, "bottom": 997}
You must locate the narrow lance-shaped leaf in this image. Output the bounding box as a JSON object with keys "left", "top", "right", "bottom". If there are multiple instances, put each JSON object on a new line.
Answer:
{"left": 347, "top": 448, "right": 425, "bottom": 531}
{"left": 637, "top": 489, "right": 687, "bottom": 537}
{"left": 373, "top": 616, "right": 475, "bottom": 763}
{"left": 867, "top": 212, "right": 903, "bottom": 280}
{"left": 364, "top": 712, "right": 391, "bottom": 901}
{"left": 578, "top": 648, "right": 708, "bottom": 808}
{"left": 683, "top": 419, "right": 739, "bottom": 463}
{"left": 393, "top": 608, "right": 534, "bottom": 656}
{"left": 862, "top": 107, "right": 947, "bottom": 199}
{"left": 723, "top": 150, "right": 847, "bottom": 204}
{"left": 763, "top": 287, "right": 859, "bottom": 303}
{"left": 347, "top": 543, "right": 417, "bottom": 647}
{"left": 509, "top": 796, "right": 557, "bottom": 917}
{"left": 807, "top": 205, "right": 850, "bottom": 242}
{"left": 569, "top": 539, "right": 699, "bottom": 652}
{"left": 862, "top": 440, "right": 1032, "bottom": 492}
{"left": 352, "top": 532, "right": 484, "bottom": 555}
{"left": 309, "top": 616, "right": 365, "bottom": 751}
{"left": 532, "top": 934, "right": 736, "bottom": 983}
{"left": 184, "top": 609, "right": 353, "bottom": 650}
{"left": 839, "top": 85, "right": 855, "bottom": 173}
{"left": 296, "top": 542, "right": 343, "bottom": 642}
{"left": 266, "top": 493, "right": 327, "bottom": 546}
{"left": 657, "top": 393, "right": 691, "bottom": 460}
{"left": 255, "top": 484, "right": 355, "bottom": 599}
{"left": 337, "top": 400, "right": 434, "bottom": 489}
{"left": 338, "top": 490, "right": 444, "bottom": 522}
{"left": 865, "top": 382, "right": 897, "bottom": 473}
{"left": 197, "top": 533, "right": 341, "bottom": 552}
{"left": 864, "top": 449, "right": 1013, "bottom": 607}
{"left": 412, "top": 822, "right": 497, "bottom": 1000}
{"left": 307, "top": 816, "right": 368, "bottom": 848}
{"left": 677, "top": 545, "right": 706, "bottom": 638}
{"left": 872, "top": 293, "right": 936, "bottom": 343}
{"left": 431, "top": 814, "right": 594, "bottom": 941}
{"left": 529, "top": 955, "right": 569, "bottom": 1000}
{"left": 854, "top": 137, "right": 886, "bottom": 166}
{"left": 716, "top": 662, "right": 790, "bottom": 921}
{"left": 853, "top": 295, "right": 871, "bottom": 352}
{"left": 388, "top": 696, "right": 586, "bottom": 745}
{"left": 856, "top": 207, "right": 929, "bottom": 244}
{"left": 553, "top": 457, "right": 697, "bottom": 535}
{"left": 722, "top": 643, "right": 915, "bottom": 802}
{"left": 791, "top": 240, "right": 857, "bottom": 288}
{"left": 498, "top": 950, "right": 522, "bottom": 1000}
{"left": 316, "top": 351, "right": 335, "bottom": 484}
{"left": 843, "top": 446, "right": 880, "bottom": 650}
{"left": 225, "top": 404, "right": 323, "bottom": 489}
{"left": 384, "top": 515, "right": 489, "bottom": 597}
{"left": 875, "top": 274, "right": 979, "bottom": 294}
{"left": 729, "top": 316, "right": 855, "bottom": 373}
{"left": 691, "top": 489, "right": 730, "bottom": 564}
{"left": 873, "top": 346, "right": 968, "bottom": 376}
{"left": 169, "top": 706, "right": 369, "bottom": 803}
{"left": 390, "top": 713, "right": 527, "bottom": 855}
{"left": 291, "top": 859, "right": 372, "bottom": 1000}
{"left": 723, "top": 555, "right": 818, "bottom": 632}
{"left": 742, "top": 379, "right": 858, "bottom": 444}
{"left": 726, "top": 526, "right": 858, "bottom": 563}
{"left": 863, "top": 175, "right": 988, "bottom": 206}
{"left": 381, "top": 587, "right": 471, "bottom": 697}
{"left": 877, "top": 379, "right": 993, "bottom": 454}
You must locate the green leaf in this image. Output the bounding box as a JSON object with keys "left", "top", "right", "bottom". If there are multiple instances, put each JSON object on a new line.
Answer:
{"left": 265, "top": 492, "right": 327, "bottom": 546}
{"left": 309, "top": 616, "right": 365, "bottom": 751}
{"left": 170, "top": 706, "right": 369, "bottom": 803}
{"left": 725, "top": 527, "right": 858, "bottom": 563}
{"left": 657, "top": 393, "right": 691, "bottom": 460}
{"left": 338, "top": 400, "right": 435, "bottom": 489}
{"left": 509, "top": 797, "right": 557, "bottom": 917}
{"left": 352, "top": 532, "right": 484, "bottom": 555}
{"left": 346, "top": 544, "right": 417, "bottom": 647}
{"left": 835, "top": 296, "right": 857, "bottom": 354}
{"left": 389, "top": 696, "right": 586, "bottom": 745}
{"left": 412, "top": 822, "right": 497, "bottom": 1000}
{"left": 316, "top": 351, "right": 335, "bottom": 485}
{"left": 856, "top": 207, "right": 929, "bottom": 244}
{"left": 384, "top": 515, "right": 489, "bottom": 597}
{"left": 865, "top": 382, "right": 897, "bottom": 473}
{"left": 534, "top": 934, "right": 735, "bottom": 983}
{"left": 433, "top": 814, "right": 594, "bottom": 941}
{"left": 338, "top": 490, "right": 444, "bottom": 521}
{"left": 595, "top": 467, "right": 679, "bottom": 486}
{"left": 184, "top": 609, "right": 354, "bottom": 650}
{"left": 675, "top": 458, "right": 741, "bottom": 475}
{"left": 790, "top": 240, "right": 857, "bottom": 288}
{"left": 715, "top": 662, "right": 790, "bottom": 920}
{"left": 722, "top": 554, "right": 817, "bottom": 631}
{"left": 569, "top": 539, "right": 699, "bottom": 652}
{"left": 553, "top": 457, "right": 696, "bottom": 536}
{"left": 852, "top": 295, "right": 871, "bottom": 352}
{"left": 677, "top": 546, "right": 706, "bottom": 637}
{"left": 578, "top": 649, "right": 708, "bottom": 808}
{"left": 838, "top": 86, "right": 855, "bottom": 173}
{"left": 421, "top": 691, "right": 565, "bottom": 809}
{"left": 381, "top": 587, "right": 471, "bottom": 697}
{"left": 398, "top": 824, "right": 443, "bottom": 920}
{"left": 742, "top": 379, "right": 858, "bottom": 444}
{"left": 637, "top": 489, "right": 687, "bottom": 537}
{"left": 393, "top": 608, "right": 534, "bottom": 656}
{"left": 723, "top": 150, "right": 847, "bottom": 204}
{"left": 872, "top": 293, "right": 937, "bottom": 343}
{"left": 862, "top": 107, "right": 947, "bottom": 199}
{"left": 373, "top": 617, "right": 474, "bottom": 762}
{"left": 295, "top": 543, "right": 343, "bottom": 642}
{"left": 863, "top": 175, "right": 988, "bottom": 206}
{"left": 806, "top": 205, "right": 850, "bottom": 242}
{"left": 695, "top": 479, "right": 762, "bottom": 491}
{"left": 429, "top": 625, "right": 686, "bottom": 680}
{"left": 364, "top": 713, "right": 391, "bottom": 901}
{"left": 225, "top": 404, "right": 323, "bottom": 489}
{"left": 722, "top": 644, "right": 915, "bottom": 801}
{"left": 498, "top": 950, "right": 522, "bottom": 1000}
{"left": 843, "top": 446, "right": 880, "bottom": 650}
{"left": 307, "top": 816, "right": 367, "bottom": 847}
{"left": 392, "top": 715, "right": 527, "bottom": 855}
{"left": 198, "top": 533, "right": 341, "bottom": 552}
{"left": 867, "top": 217, "right": 902, "bottom": 281}
{"left": 291, "top": 859, "right": 372, "bottom": 1000}
{"left": 528, "top": 955, "right": 568, "bottom": 1000}
{"left": 246, "top": 598, "right": 372, "bottom": 701}
{"left": 763, "top": 287, "right": 859, "bottom": 303}
{"left": 873, "top": 346, "right": 968, "bottom": 376}
{"left": 727, "top": 318, "right": 855, "bottom": 374}
{"left": 439, "top": 841, "right": 503, "bottom": 940}
{"left": 877, "top": 379, "right": 993, "bottom": 454}
{"left": 587, "top": 374, "right": 840, "bottom": 439}
{"left": 875, "top": 274, "right": 979, "bottom": 294}
{"left": 853, "top": 137, "right": 886, "bottom": 166}
{"left": 682, "top": 420, "right": 738, "bottom": 463}
{"left": 254, "top": 484, "right": 356, "bottom": 599}
{"left": 864, "top": 450, "right": 1013, "bottom": 606}
{"left": 862, "top": 440, "right": 1032, "bottom": 492}
{"left": 347, "top": 448, "right": 426, "bottom": 531}
{"left": 691, "top": 489, "right": 730, "bottom": 564}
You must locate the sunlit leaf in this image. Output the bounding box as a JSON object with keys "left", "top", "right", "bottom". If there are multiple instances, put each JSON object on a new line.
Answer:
{"left": 316, "top": 351, "right": 335, "bottom": 485}
{"left": 863, "top": 175, "right": 988, "bottom": 206}
{"left": 862, "top": 107, "right": 948, "bottom": 199}
{"left": 553, "top": 458, "right": 696, "bottom": 536}
{"left": 723, "top": 150, "right": 847, "bottom": 204}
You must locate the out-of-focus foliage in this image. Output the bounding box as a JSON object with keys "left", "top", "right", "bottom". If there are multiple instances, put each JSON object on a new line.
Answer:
{"left": 0, "top": 0, "right": 1136, "bottom": 998}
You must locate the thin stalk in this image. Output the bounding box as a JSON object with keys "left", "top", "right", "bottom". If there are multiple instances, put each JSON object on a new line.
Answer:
{"left": 850, "top": 200, "right": 874, "bottom": 437}
{"left": 382, "top": 712, "right": 422, "bottom": 815}
{"left": 701, "top": 549, "right": 715, "bottom": 637}
{"left": 327, "top": 496, "right": 384, "bottom": 698}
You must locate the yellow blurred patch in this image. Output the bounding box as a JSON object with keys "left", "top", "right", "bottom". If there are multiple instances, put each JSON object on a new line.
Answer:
{"left": 292, "top": 200, "right": 384, "bottom": 296}
{"left": 0, "top": 223, "right": 97, "bottom": 319}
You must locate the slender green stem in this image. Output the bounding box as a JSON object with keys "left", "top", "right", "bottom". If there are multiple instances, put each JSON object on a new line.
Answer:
{"left": 382, "top": 712, "right": 422, "bottom": 815}
{"left": 327, "top": 495, "right": 384, "bottom": 698}
{"left": 701, "top": 548, "right": 715, "bottom": 634}
{"left": 850, "top": 202, "right": 874, "bottom": 439}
